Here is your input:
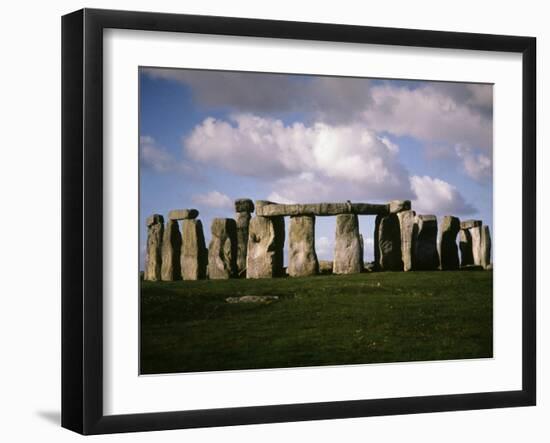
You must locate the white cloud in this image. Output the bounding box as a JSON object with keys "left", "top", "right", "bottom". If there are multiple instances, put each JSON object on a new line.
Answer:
{"left": 192, "top": 191, "right": 233, "bottom": 210}
{"left": 140, "top": 135, "right": 191, "bottom": 174}
{"left": 455, "top": 145, "right": 492, "bottom": 182}
{"left": 316, "top": 236, "right": 333, "bottom": 259}
{"left": 184, "top": 114, "right": 413, "bottom": 201}
{"left": 363, "top": 83, "right": 492, "bottom": 151}
{"left": 410, "top": 175, "right": 476, "bottom": 215}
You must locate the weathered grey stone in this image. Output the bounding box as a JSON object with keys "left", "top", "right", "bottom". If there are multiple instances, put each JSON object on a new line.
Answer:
{"left": 246, "top": 216, "right": 285, "bottom": 278}
{"left": 319, "top": 260, "right": 333, "bottom": 274}
{"left": 146, "top": 214, "right": 163, "bottom": 227}
{"left": 397, "top": 210, "right": 417, "bottom": 272}
{"left": 333, "top": 214, "right": 363, "bottom": 274}
{"left": 181, "top": 219, "right": 207, "bottom": 280}
{"left": 161, "top": 219, "right": 182, "bottom": 281}
{"left": 374, "top": 215, "right": 381, "bottom": 271}
{"left": 145, "top": 214, "right": 164, "bottom": 281}
{"left": 459, "top": 229, "right": 474, "bottom": 267}
{"left": 389, "top": 200, "right": 412, "bottom": 214}
{"left": 439, "top": 216, "right": 460, "bottom": 270}
{"left": 470, "top": 224, "right": 483, "bottom": 266}
{"left": 208, "top": 218, "right": 237, "bottom": 280}
{"left": 256, "top": 201, "right": 389, "bottom": 217}
{"left": 461, "top": 264, "right": 484, "bottom": 271}
{"left": 235, "top": 212, "right": 251, "bottom": 277}
{"left": 288, "top": 215, "right": 319, "bottom": 277}
{"left": 235, "top": 198, "right": 255, "bottom": 213}
{"left": 168, "top": 208, "right": 199, "bottom": 220}
{"left": 414, "top": 215, "right": 439, "bottom": 270}
{"left": 460, "top": 219, "right": 482, "bottom": 230}
{"left": 364, "top": 262, "right": 376, "bottom": 272}
{"left": 226, "top": 295, "right": 279, "bottom": 304}
{"left": 481, "top": 225, "right": 492, "bottom": 269}
{"left": 378, "top": 214, "right": 403, "bottom": 271}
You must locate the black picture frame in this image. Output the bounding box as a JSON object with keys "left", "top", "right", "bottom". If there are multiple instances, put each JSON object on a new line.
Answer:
{"left": 61, "top": 8, "right": 536, "bottom": 435}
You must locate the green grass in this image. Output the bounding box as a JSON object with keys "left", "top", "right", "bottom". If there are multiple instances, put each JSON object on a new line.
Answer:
{"left": 140, "top": 271, "right": 492, "bottom": 374}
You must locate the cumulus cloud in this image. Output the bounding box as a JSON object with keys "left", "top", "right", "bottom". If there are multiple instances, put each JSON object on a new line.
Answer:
{"left": 316, "top": 236, "right": 333, "bottom": 259}
{"left": 140, "top": 135, "right": 192, "bottom": 174}
{"left": 142, "top": 68, "right": 371, "bottom": 123}
{"left": 410, "top": 175, "right": 476, "bottom": 215}
{"left": 455, "top": 144, "right": 492, "bottom": 182}
{"left": 363, "top": 83, "right": 492, "bottom": 151}
{"left": 184, "top": 114, "right": 413, "bottom": 201}
{"left": 192, "top": 190, "right": 233, "bottom": 210}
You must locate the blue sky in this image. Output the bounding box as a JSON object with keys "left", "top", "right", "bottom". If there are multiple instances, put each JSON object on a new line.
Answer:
{"left": 139, "top": 68, "right": 493, "bottom": 269}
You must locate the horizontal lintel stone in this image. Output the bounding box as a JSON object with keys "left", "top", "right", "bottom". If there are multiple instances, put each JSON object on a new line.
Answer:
{"left": 255, "top": 201, "right": 390, "bottom": 217}
{"left": 168, "top": 209, "right": 199, "bottom": 220}
{"left": 460, "top": 219, "right": 482, "bottom": 230}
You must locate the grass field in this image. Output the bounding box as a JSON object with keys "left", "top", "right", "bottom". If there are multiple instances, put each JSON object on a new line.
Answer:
{"left": 140, "top": 271, "right": 492, "bottom": 374}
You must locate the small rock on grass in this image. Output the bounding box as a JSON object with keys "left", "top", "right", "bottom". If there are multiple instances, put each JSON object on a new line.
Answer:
{"left": 225, "top": 295, "right": 279, "bottom": 304}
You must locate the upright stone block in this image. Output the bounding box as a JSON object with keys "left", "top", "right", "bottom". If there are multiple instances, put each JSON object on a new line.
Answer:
{"left": 459, "top": 229, "right": 474, "bottom": 267}
{"left": 234, "top": 198, "right": 254, "bottom": 277}
{"left": 439, "top": 216, "right": 460, "bottom": 270}
{"left": 235, "top": 198, "right": 255, "bottom": 213}
{"left": 246, "top": 216, "right": 285, "bottom": 278}
{"left": 378, "top": 214, "right": 403, "bottom": 271}
{"left": 235, "top": 212, "right": 251, "bottom": 277}
{"left": 288, "top": 215, "right": 319, "bottom": 277}
{"left": 414, "top": 215, "right": 439, "bottom": 270}
{"left": 145, "top": 214, "right": 164, "bottom": 281}
{"left": 373, "top": 215, "right": 381, "bottom": 271}
{"left": 470, "top": 223, "right": 483, "bottom": 266}
{"left": 208, "top": 218, "right": 238, "bottom": 280}
{"left": 481, "top": 225, "right": 492, "bottom": 269}
{"left": 333, "top": 214, "right": 363, "bottom": 274}
{"left": 181, "top": 219, "right": 207, "bottom": 280}
{"left": 161, "top": 219, "right": 182, "bottom": 280}
{"left": 397, "top": 210, "right": 417, "bottom": 272}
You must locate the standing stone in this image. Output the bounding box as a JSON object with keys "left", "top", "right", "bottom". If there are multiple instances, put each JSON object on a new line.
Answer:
{"left": 397, "top": 210, "right": 417, "bottom": 272}
{"left": 378, "top": 214, "right": 402, "bottom": 271}
{"left": 145, "top": 214, "right": 164, "bottom": 281}
{"left": 288, "top": 215, "right": 319, "bottom": 277}
{"left": 459, "top": 229, "right": 474, "bottom": 267}
{"left": 439, "top": 216, "right": 460, "bottom": 270}
{"left": 181, "top": 219, "right": 207, "bottom": 280}
{"left": 161, "top": 219, "right": 182, "bottom": 280}
{"left": 235, "top": 198, "right": 255, "bottom": 213}
{"left": 481, "top": 225, "right": 492, "bottom": 269}
{"left": 414, "top": 215, "right": 439, "bottom": 270}
{"left": 333, "top": 214, "right": 363, "bottom": 274}
{"left": 208, "top": 218, "right": 238, "bottom": 280}
{"left": 247, "top": 216, "right": 285, "bottom": 278}
{"left": 470, "top": 223, "right": 483, "bottom": 266}
{"left": 234, "top": 198, "right": 254, "bottom": 277}
{"left": 235, "top": 212, "right": 251, "bottom": 277}
{"left": 373, "top": 215, "right": 382, "bottom": 271}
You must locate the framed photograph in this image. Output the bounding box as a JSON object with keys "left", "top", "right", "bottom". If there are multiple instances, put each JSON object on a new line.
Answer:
{"left": 62, "top": 8, "right": 536, "bottom": 435}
